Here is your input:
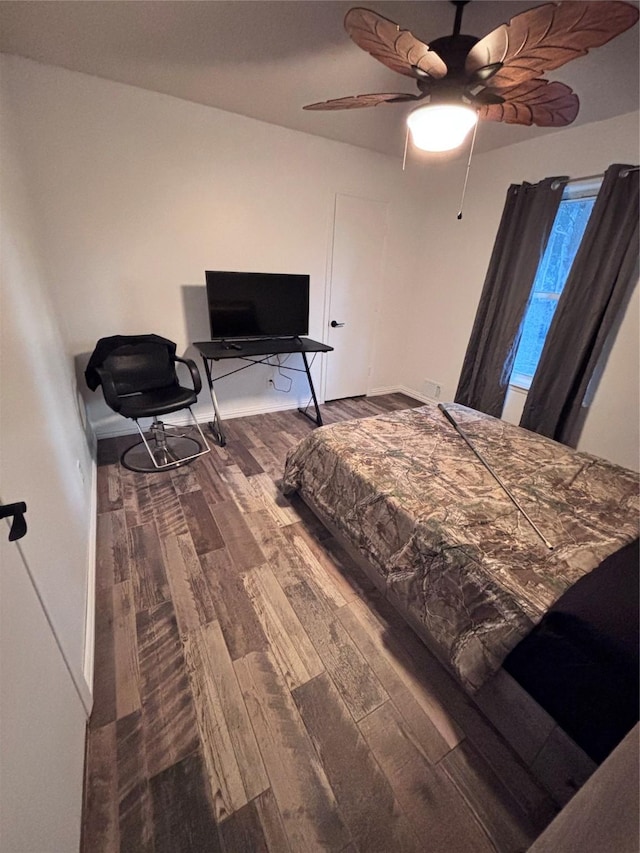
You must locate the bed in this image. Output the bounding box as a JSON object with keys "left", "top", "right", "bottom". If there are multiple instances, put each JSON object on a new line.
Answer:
{"left": 282, "top": 403, "right": 639, "bottom": 696}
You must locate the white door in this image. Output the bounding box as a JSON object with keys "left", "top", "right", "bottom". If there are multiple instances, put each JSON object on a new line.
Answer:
{"left": 1, "top": 79, "right": 92, "bottom": 851}
{"left": 0, "top": 529, "right": 88, "bottom": 852}
{"left": 0, "top": 280, "right": 90, "bottom": 851}
{"left": 0, "top": 187, "right": 91, "bottom": 853}
{"left": 324, "top": 194, "right": 388, "bottom": 401}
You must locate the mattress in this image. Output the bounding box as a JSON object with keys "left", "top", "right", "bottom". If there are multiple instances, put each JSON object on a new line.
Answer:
{"left": 282, "top": 403, "right": 639, "bottom": 692}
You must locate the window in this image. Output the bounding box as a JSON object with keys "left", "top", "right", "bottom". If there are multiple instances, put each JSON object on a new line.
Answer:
{"left": 510, "top": 179, "right": 601, "bottom": 389}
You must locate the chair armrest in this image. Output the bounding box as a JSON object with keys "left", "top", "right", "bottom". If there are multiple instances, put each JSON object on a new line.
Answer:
{"left": 95, "top": 367, "right": 122, "bottom": 413}
{"left": 174, "top": 356, "right": 202, "bottom": 395}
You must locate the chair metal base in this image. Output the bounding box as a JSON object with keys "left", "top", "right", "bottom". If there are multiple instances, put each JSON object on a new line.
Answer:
{"left": 121, "top": 415, "right": 209, "bottom": 473}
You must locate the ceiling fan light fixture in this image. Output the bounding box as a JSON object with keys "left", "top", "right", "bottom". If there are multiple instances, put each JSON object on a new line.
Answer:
{"left": 407, "top": 103, "right": 478, "bottom": 152}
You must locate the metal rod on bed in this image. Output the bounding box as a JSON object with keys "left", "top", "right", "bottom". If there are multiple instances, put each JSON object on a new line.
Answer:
{"left": 438, "top": 404, "right": 554, "bottom": 550}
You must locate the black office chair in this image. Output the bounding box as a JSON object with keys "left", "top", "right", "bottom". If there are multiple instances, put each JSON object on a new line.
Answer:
{"left": 85, "top": 334, "right": 210, "bottom": 473}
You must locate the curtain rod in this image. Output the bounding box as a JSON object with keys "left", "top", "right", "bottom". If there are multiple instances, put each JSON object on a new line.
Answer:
{"left": 566, "top": 172, "right": 603, "bottom": 184}
{"left": 550, "top": 172, "right": 601, "bottom": 190}
{"left": 562, "top": 166, "right": 639, "bottom": 184}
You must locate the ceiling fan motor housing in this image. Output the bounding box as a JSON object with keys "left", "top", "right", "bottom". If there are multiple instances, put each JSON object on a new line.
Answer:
{"left": 429, "top": 34, "right": 479, "bottom": 75}
{"left": 421, "top": 34, "right": 501, "bottom": 107}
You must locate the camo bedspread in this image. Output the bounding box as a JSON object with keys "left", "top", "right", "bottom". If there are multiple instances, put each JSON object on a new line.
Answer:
{"left": 282, "top": 403, "right": 639, "bottom": 692}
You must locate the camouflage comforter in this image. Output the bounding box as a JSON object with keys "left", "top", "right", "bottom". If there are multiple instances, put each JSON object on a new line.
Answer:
{"left": 282, "top": 404, "right": 639, "bottom": 692}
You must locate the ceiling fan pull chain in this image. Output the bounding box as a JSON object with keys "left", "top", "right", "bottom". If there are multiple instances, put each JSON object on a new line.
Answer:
{"left": 457, "top": 118, "right": 479, "bottom": 220}
{"left": 402, "top": 125, "right": 410, "bottom": 171}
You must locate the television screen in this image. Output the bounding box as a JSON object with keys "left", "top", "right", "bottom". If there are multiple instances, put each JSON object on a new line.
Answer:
{"left": 205, "top": 271, "right": 309, "bottom": 339}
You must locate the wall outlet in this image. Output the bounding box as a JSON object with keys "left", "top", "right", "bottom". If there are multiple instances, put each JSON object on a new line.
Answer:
{"left": 424, "top": 379, "right": 441, "bottom": 400}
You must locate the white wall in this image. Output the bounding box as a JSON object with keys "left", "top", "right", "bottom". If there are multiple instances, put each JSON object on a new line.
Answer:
{"left": 3, "top": 54, "right": 637, "bottom": 470}
{"left": 1, "top": 55, "right": 429, "bottom": 436}
{"left": 400, "top": 113, "right": 640, "bottom": 471}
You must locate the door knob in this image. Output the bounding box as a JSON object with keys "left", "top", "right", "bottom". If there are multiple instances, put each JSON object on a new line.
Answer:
{"left": 0, "top": 501, "right": 27, "bottom": 542}
{"left": 330, "top": 320, "right": 345, "bottom": 328}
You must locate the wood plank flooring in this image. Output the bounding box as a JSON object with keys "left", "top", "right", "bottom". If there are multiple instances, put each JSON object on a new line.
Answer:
{"left": 83, "top": 394, "right": 559, "bottom": 853}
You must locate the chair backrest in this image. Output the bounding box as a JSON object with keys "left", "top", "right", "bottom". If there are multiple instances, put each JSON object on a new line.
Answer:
{"left": 102, "top": 341, "right": 178, "bottom": 396}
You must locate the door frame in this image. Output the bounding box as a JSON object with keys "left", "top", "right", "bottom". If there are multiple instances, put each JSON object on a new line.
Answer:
{"left": 320, "top": 191, "right": 388, "bottom": 403}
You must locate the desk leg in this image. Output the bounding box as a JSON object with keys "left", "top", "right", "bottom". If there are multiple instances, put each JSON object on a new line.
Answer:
{"left": 298, "top": 351, "right": 324, "bottom": 427}
{"left": 201, "top": 357, "right": 227, "bottom": 446}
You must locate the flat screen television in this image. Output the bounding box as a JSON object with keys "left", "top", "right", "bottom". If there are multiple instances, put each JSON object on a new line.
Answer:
{"left": 205, "top": 270, "right": 310, "bottom": 340}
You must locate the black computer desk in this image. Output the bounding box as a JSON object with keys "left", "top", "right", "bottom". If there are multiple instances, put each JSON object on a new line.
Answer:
{"left": 193, "top": 337, "right": 333, "bottom": 446}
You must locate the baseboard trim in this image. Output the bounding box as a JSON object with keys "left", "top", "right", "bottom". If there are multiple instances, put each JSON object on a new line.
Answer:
{"left": 93, "top": 399, "right": 312, "bottom": 440}
{"left": 81, "top": 453, "right": 98, "bottom": 710}
{"left": 369, "top": 384, "right": 436, "bottom": 405}
{"left": 93, "top": 387, "right": 431, "bottom": 440}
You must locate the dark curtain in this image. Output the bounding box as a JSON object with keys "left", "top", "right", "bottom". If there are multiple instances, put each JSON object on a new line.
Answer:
{"left": 520, "top": 163, "right": 639, "bottom": 446}
{"left": 455, "top": 176, "right": 567, "bottom": 416}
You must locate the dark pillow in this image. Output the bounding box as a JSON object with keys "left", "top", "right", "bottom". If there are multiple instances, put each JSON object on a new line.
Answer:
{"left": 505, "top": 538, "right": 639, "bottom": 764}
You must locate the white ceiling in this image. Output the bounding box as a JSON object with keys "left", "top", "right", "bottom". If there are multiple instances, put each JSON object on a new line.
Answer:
{"left": 0, "top": 0, "right": 638, "bottom": 158}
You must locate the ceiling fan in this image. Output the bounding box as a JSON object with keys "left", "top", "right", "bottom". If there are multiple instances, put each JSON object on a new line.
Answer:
{"left": 303, "top": 1, "right": 639, "bottom": 152}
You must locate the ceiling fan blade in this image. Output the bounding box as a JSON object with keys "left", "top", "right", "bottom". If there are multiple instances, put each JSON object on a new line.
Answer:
{"left": 479, "top": 79, "right": 579, "bottom": 126}
{"left": 303, "top": 92, "right": 423, "bottom": 111}
{"left": 344, "top": 7, "right": 447, "bottom": 80}
{"left": 467, "top": 1, "right": 640, "bottom": 89}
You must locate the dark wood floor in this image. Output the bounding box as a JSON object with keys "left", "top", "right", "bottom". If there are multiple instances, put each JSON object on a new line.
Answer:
{"left": 83, "top": 393, "right": 559, "bottom": 853}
